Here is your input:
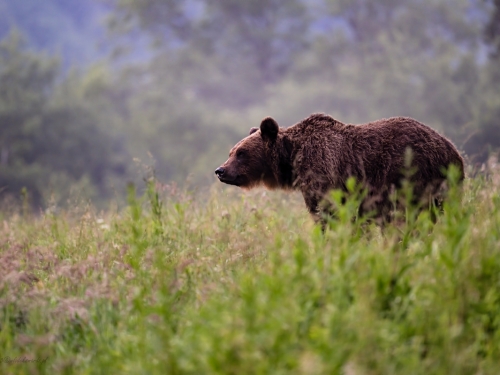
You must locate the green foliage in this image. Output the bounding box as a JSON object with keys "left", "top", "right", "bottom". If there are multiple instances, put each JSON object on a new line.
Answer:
{"left": 0, "top": 32, "right": 129, "bottom": 207}
{"left": 1, "top": 168, "right": 500, "bottom": 374}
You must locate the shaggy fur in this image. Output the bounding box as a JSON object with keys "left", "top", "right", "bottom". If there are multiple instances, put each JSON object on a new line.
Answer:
{"left": 216, "top": 113, "right": 464, "bottom": 226}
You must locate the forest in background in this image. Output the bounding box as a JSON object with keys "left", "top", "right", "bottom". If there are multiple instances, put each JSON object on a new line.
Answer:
{"left": 1, "top": 0, "right": 500, "bottom": 208}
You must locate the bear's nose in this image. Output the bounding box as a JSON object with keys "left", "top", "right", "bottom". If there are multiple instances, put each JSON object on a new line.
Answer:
{"left": 215, "top": 167, "right": 225, "bottom": 177}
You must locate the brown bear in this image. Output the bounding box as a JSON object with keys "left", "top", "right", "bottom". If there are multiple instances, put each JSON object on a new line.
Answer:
{"left": 215, "top": 113, "right": 464, "bottom": 226}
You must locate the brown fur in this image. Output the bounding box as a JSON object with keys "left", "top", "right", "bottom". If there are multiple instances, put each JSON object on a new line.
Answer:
{"left": 216, "top": 113, "right": 464, "bottom": 226}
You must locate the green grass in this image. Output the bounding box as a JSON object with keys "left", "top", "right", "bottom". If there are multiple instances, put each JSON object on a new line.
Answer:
{"left": 1, "top": 165, "right": 500, "bottom": 375}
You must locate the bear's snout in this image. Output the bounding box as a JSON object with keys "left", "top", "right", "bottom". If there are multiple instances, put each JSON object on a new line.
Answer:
{"left": 215, "top": 165, "right": 241, "bottom": 186}
{"left": 215, "top": 167, "right": 225, "bottom": 177}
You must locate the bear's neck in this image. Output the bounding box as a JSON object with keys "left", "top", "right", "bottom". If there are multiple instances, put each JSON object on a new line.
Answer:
{"left": 269, "top": 134, "right": 295, "bottom": 190}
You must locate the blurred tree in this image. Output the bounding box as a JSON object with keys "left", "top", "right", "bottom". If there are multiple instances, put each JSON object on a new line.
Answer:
{"left": 0, "top": 0, "right": 110, "bottom": 66}
{"left": 107, "top": 0, "right": 311, "bottom": 107}
{"left": 485, "top": 0, "right": 500, "bottom": 57}
{"left": 112, "top": 63, "right": 242, "bottom": 184}
{"left": 458, "top": 0, "right": 500, "bottom": 165}
{"left": 0, "top": 32, "right": 129, "bottom": 207}
{"left": 0, "top": 31, "right": 58, "bottom": 204}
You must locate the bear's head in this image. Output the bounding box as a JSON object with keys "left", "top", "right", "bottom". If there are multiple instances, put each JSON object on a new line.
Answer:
{"left": 215, "top": 117, "right": 289, "bottom": 189}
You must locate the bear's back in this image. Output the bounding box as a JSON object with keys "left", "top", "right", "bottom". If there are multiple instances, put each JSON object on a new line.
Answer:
{"left": 289, "top": 114, "right": 463, "bottom": 192}
{"left": 352, "top": 117, "right": 462, "bottom": 165}
{"left": 347, "top": 116, "right": 463, "bottom": 188}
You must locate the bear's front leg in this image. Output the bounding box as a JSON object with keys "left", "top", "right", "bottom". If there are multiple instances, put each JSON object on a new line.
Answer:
{"left": 302, "top": 188, "right": 335, "bottom": 232}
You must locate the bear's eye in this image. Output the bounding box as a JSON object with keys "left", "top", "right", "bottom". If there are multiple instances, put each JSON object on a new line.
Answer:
{"left": 236, "top": 150, "right": 246, "bottom": 158}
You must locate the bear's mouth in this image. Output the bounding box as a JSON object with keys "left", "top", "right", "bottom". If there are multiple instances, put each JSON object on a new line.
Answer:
{"left": 217, "top": 174, "right": 241, "bottom": 186}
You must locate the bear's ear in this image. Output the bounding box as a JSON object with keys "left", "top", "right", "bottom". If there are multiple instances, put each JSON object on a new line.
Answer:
{"left": 249, "top": 127, "right": 258, "bottom": 135}
{"left": 260, "top": 117, "right": 279, "bottom": 141}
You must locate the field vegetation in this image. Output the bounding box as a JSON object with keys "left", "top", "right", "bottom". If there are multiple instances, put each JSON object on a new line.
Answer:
{"left": 1, "top": 161, "right": 500, "bottom": 374}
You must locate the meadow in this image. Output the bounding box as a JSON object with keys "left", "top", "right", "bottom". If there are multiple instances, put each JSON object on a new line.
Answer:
{"left": 1, "top": 161, "right": 500, "bottom": 375}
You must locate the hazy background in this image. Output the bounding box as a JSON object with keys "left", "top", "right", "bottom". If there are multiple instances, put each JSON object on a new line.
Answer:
{"left": 1, "top": 0, "right": 499, "bottom": 208}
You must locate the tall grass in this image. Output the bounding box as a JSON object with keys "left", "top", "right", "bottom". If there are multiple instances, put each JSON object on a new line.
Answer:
{"left": 1, "top": 161, "right": 500, "bottom": 374}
